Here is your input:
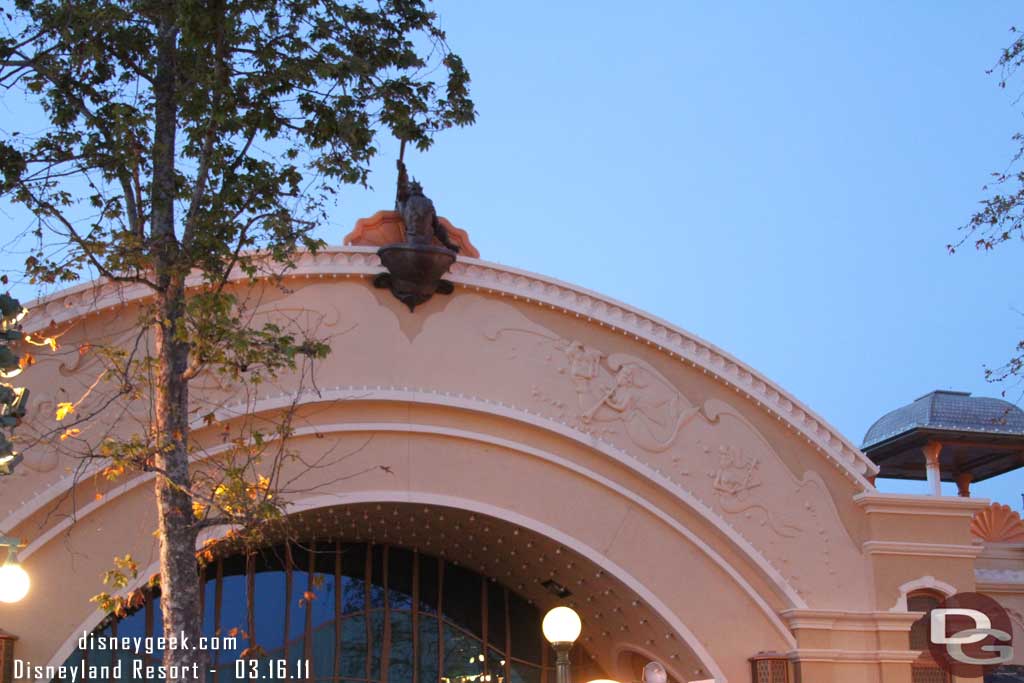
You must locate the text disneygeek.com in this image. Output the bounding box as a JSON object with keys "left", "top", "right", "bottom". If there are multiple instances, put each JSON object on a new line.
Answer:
{"left": 12, "top": 631, "right": 259, "bottom": 681}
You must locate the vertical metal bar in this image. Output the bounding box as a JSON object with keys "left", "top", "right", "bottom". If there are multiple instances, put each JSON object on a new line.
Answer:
{"left": 481, "top": 580, "right": 489, "bottom": 680}
{"left": 247, "top": 554, "right": 256, "bottom": 656}
{"left": 285, "top": 543, "right": 294, "bottom": 665}
{"left": 381, "top": 546, "right": 391, "bottom": 683}
{"left": 364, "top": 545, "right": 372, "bottom": 682}
{"left": 214, "top": 559, "right": 224, "bottom": 683}
{"left": 436, "top": 560, "right": 444, "bottom": 683}
{"left": 503, "top": 589, "right": 511, "bottom": 683}
{"left": 305, "top": 541, "right": 315, "bottom": 681}
{"left": 412, "top": 551, "right": 420, "bottom": 683}
{"left": 333, "top": 544, "right": 342, "bottom": 683}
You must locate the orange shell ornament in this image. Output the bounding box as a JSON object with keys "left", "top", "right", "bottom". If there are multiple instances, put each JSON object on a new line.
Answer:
{"left": 971, "top": 502, "right": 1024, "bottom": 543}
{"left": 343, "top": 210, "right": 480, "bottom": 258}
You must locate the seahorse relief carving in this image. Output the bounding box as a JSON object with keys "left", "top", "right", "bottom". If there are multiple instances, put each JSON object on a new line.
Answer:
{"left": 481, "top": 311, "right": 863, "bottom": 601}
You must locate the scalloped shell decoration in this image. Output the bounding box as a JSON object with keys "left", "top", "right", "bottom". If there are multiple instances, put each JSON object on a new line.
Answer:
{"left": 971, "top": 503, "right": 1024, "bottom": 543}
{"left": 343, "top": 210, "right": 480, "bottom": 258}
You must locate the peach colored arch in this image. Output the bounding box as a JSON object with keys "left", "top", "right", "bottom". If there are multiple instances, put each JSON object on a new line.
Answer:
{"left": 21, "top": 247, "right": 877, "bottom": 488}
{"left": 18, "top": 418, "right": 802, "bottom": 653}
{"left": 43, "top": 490, "right": 730, "bottom": 683}
{"left": 14, "top": 390, "right": 808, "bottom": 619}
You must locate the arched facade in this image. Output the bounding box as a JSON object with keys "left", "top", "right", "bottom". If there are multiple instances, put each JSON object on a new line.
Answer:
{"left": 0, "top": 244, "right": 1009, "bottom": 683}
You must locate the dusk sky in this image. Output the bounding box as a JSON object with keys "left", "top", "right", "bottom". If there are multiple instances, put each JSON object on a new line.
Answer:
{"left": 2, "top": 1, "right": 1023, "bottom": 505}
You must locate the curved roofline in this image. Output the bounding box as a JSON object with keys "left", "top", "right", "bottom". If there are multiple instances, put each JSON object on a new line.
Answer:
{"left": 22, "top": 246, "right": 878, "bottom": 485}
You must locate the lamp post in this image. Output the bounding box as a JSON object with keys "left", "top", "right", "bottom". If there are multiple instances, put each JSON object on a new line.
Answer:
{"left": 542, "top": 606, "right": 582, "bottom": 683}
{"left": 0, "top": 536, "right": 28, "bottom": 604}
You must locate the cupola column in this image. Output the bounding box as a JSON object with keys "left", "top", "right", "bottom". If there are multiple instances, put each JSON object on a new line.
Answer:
{"left": 956, "top": 471, "right": 973, "bottom": 497}
{"left": 922, "top": 441, "right": 943, "bottom": 496}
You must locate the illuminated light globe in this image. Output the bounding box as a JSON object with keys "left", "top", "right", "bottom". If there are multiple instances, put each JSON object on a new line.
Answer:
{"left": 643, "top": 661, "right": 668, "bottom": 683}
{"left": 0, "top": 557, "right": 29, "bottom": 603}
{"left": 542, "top": 606, "right": 582, "bottom": 644}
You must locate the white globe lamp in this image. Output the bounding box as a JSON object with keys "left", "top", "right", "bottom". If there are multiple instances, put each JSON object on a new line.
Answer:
{"left": 542, "top": 606, "right": 582, "bottom": 683}
{"left": 0, "top": 548, "right": 29, "bottom": 603}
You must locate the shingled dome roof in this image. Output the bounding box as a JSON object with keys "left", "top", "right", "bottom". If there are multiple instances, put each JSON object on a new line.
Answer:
{"left": 863, "top": 390, "right": 1024, "bottom": 449}
{"left": 862, "top": 390, "right": 1024, "bottom": 483}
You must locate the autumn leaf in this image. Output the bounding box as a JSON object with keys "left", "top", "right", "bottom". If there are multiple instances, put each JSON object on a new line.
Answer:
{"left": 60, "top": 427, "right": 81, "bottom": 441}
{"left": 55, "top": 402, "right": 75, "bottom": 421}
{"left": 102, "top": 464, "right": 125, "bottom": 480}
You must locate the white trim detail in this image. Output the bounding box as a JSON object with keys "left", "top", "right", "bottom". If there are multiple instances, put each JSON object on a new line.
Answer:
{"left": 21, "top": 246, "right": 878, "bottom": 487}
{"left": 785, "top": 649, "right": 922, "bottom": 664}
{"left": 13, "top": 390, "right": 809, "bottom": 613}
{"left": 862, "top": 541, "right": 983, "bottom": 559}
{"left": 19, "top": 421, "right": 800, "bottom": 654}
{"left": 853, "top": 492, "right": 991, "bottom": 517}
{"left": 889, "top": 576, "right": 958, "bottom": 612}
{"left": 781, "top": 608, "right": 921, "bottom": 632}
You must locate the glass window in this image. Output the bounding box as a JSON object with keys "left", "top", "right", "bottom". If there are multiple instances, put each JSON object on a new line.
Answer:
{"left": 487, "top": 584, "right": 507, "bottom": 651}
{"left": 418, "top": 554, "right": 439, "bottom": 614}
{"left": 338, "top": 615, "right": 368, "bottom": 679}
{"left": 387, "top": 547, "right": 415, "bottom": 611}
{"left": 341, "top": 544, "right": 368, "bottom": 615}
{"left": 417, "top": 615, "right": 440, "bottom": 683}
{"left": 508, "top": 592, "right": 542, "bottom": 665}
{"left": 443, "top": 563, "right": 482, "bottom": 638}
{"left": 387, "top": 610, "right": 414, "bottom": 683}
{"left": 55, "top": 541, "right": 597, "bottom": 683}
{"left": 442, "top": 625, "right": 485, "bottom": 682}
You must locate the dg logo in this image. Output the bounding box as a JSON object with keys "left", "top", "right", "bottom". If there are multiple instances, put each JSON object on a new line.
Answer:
{"left": 923, "top": 592, "right": 1015, "bottom": 678}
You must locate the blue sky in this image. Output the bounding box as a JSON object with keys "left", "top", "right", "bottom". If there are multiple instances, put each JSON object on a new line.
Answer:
{"left": 2, "top": 1, "right": 1023, "bottom": 505}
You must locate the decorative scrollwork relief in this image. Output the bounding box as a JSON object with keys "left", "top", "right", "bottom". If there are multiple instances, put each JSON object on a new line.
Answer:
{"left": 22, "top": 247, "right": 876, "bottom": 486}
{"left": 482, "top": 313, "right": 861, "bottom": 602}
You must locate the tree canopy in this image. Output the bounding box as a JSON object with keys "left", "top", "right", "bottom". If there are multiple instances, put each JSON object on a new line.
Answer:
{"left": 0, "top": 2, "right": 474, "bottom": 679}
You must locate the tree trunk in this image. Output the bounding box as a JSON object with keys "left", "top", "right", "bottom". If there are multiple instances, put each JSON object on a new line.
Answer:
{"left": 153, "top": 285, "right": 203, "bottom": 683}
{"left": 151, "top": 5, "right": 204, "bottom": 682}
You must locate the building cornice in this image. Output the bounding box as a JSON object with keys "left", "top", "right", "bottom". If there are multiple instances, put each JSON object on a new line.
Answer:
{"left": 22, "top": 246, "right": 878, "bottom": 489}
{"left": 862, "top": 540, "right": 984, "bottom": 559}
{"left": 853, "top": 492, "right": 991, "bottom": 517}
{"left": 780, "top": 608, "right": 920, "bottom": 632}
{"left": 785, "top": 648, "right": 922, "bottom": 664}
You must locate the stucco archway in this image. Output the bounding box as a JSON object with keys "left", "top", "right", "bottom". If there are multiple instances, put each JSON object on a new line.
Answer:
{"left": 6, "top": 246, "right": 970, "bottom": 683}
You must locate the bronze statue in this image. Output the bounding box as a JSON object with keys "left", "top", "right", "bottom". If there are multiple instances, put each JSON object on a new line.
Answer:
{"left": 373, "top": 152, "right": 459, "bottom": 311}
{"left": 396, "top": 159, "right": 460, "bottom": 253}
